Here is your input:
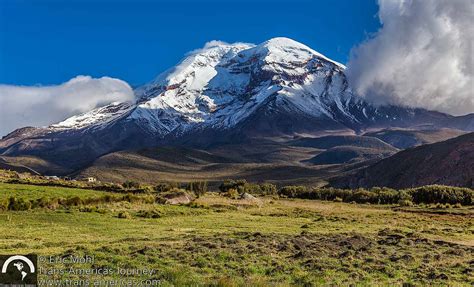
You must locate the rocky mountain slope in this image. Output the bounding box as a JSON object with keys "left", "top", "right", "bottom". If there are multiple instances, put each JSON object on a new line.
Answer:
{"left": 1, "top": 37, "right": 473, "bottom": 174}
{"left": 331, "top": 133, "right": 474, "bottom": 188}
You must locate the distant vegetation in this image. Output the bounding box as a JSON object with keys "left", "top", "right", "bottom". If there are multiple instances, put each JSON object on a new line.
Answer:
{"left": 278, "top": 185, "right": 473, "bottom": 206}
{"left": 215, "top": 179, "right": 472, "bottom": 206}
{"left": 219, "top": 179, "right": 277, "bottom": 195}
{"left": 0, "top": 170, "right": 472, "bottom": 209}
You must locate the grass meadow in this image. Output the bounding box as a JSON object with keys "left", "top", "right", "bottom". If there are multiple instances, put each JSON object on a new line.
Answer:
{"left": 0, "top": 183, "right": 473, "bottom": 286}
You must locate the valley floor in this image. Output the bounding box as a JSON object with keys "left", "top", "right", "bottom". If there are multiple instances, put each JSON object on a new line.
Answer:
{"left": 0, "top": 183, "right": 473, "bottom": 286}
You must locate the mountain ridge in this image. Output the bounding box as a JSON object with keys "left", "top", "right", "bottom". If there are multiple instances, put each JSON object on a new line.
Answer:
{"left": 330, "top": 132, "right": 474, "bottom": 188}
{"left": 1, "top": 37, "right": 473, "bottom": 175}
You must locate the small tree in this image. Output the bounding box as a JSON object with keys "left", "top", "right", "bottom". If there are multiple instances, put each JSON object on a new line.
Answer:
{"left": 155, "top": 182, "right": 180, "bottom": 193}
{"left": 219, "top": 179, "right": 248, "bottom": 194}
{"left": 259, "top": 183, "right": 277, "bottom": 195}
{"left": 187, "top": 181, "right": 208, "bottom": 198}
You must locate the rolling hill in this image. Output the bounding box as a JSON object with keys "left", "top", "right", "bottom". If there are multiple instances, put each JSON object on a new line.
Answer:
{"left": 72, "top": 135, "right": 400, "bottom": 186}
{"left": 363, "top": 128, "right": 467, "bottom": 149}
{"left": 331, "top": 133, "right": 474, "bottom": 188}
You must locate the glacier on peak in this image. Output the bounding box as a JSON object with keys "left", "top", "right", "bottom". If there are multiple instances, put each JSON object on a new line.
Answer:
{"left": 46, "top": 37, "right": 394, "bottom": 136}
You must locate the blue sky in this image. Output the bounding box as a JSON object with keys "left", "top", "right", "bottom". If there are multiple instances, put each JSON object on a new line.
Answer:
{"left": 0, "top": 0, "right": 380, "bottom": 86}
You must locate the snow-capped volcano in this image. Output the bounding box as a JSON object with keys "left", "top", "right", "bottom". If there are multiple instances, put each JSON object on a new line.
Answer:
{"left": 133, "top": 37, "right": 355, "bottom": 131}
{"left": 51, "top": 37, "right": 358, "bottom": 136}
{"left": 1, "top": 37, "right": 472, "bottom": 172}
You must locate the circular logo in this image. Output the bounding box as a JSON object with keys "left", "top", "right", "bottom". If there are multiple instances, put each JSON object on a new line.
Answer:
{"left": 1, "top": 255, "right": 36, "bottom": 282}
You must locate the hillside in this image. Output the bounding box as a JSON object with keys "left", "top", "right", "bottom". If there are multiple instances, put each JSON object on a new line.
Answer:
{"left": 74, "top": 142, "right": 339, "bottom": 187}
{"left": 305, "top": 146, "right": 396, "bottom": 165}
{"left": 363, "top": 128, "right": 467, "bottom": 149}
{"left": 331, "top": 133, "right": 474, "bottom": 188}
{"left": 71, "top": 135, "right": 401, "bottom": 186}
{"left": 290, "top": 135, "right": 397, "bottom": 150}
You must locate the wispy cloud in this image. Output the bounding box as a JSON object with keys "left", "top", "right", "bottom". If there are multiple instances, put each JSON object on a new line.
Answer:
{"left": 347, "top": 0, "right": 473, "bottom": 115}
{"left": 0, "top": 75, "right": 134, "bottom": 136}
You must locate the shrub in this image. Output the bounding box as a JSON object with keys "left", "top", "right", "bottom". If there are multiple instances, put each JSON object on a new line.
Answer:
{"left": 187, "top": 181, "right": 208, "bottom": 197}
{"left": 276, "top": 185, "right": 472, "bottom": 206}
{"left": 219, "top": 180, "right": 278, "bottom": 196}
{"left": 247, "top": 183, "right": 277, "bottom": 195}
{"left": 279, "top": 186, "right": 309, "bottom": 198}
{"left": 141, "top": 195, "right": 157, "bottom": 204}
{"left": 408, "top": 185, "right": 473, "bottom": 205}
{"left": 219, "top": 180, "right": 248, "bottom": 194}
{"left": 259, "top": 183, "right": 277, "bottom": 195}
{"left": 117, "top": 211, "right": 131, "bottom": 219}
{"left": 28, "top": 197, "right": 62, "bottom": 209}
{"left": 80, "top": 206, "right": 96, "bottom": 212}
{"left": 31, "top": 197, "right": 51, "bottom": 209}
{"left": 0, "top": 198, "right": 8, "bottom": 211}
{"left": 131, "top": 186, "right": 154, "bottom": 194}
{"left": 398, "top": 199, "right": 413, "bottom": 207}
{"left": 91, "top": 183, "right": 125, "bottom": 193}
{"left": 65, "top": 196, "right": 83, "bottom": 206}
{"left": 224, "top": 188, "right": 240, "bottom": 199}
{"left": 154, "top": 182, "right": 180, "bottom": 193}
{"left": 188, "top": 202, "right": 209, "bottom": 209}
{"left": 122, "top": 180, "right": 140, "bottom": 189}
{"left": 8, "top": 197, "right": 32, "bottom": 211}
{"left": 122, "top": 193, "right": 143, "bottom": 203}
{"left": 137, "top": 209, "right": 161, "bottom": 218}
{"left": 246, "top": 184, "right": 262, "bottom": 194}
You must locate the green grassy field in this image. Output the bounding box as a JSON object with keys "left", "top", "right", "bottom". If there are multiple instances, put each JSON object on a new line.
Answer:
{"left": 0, "top": 183, "right": 109, "bottom": 200}
{"left": 0, "top": 183, "right": 473, "bottom": 286}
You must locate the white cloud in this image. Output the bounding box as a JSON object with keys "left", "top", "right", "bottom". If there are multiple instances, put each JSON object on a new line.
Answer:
{"left": 186, "top": 40, "right": 255, "bottom": 56}
{"left": 347, "top": 0, "right": 474, "bottom": 115}
{"left": 0, "top": 75, "right": 134, "bottom": 136}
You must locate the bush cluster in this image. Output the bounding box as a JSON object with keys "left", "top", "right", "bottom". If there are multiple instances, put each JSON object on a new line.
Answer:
{"left": 408, "top": 185, "right": 473, "bottom": 205}
{"left": 154, "top": 182, "right": 181, "bottom": 193}
{"left": 7, "top": 197, "right": 32, "bottom": 211}
{"left": 136, "top": 209, "right": 162, "bottom": 218}
{"left": 279, "top": 186, "right": 310, "bottom": 198}
{"left": 153, "top": 181, "right": 207, "bottom": 198}
{"left": 186, "top": 181, "right": 208, "bottom": 197}
{"left": 219, "top": 180, "right": 277, "bottom": 196}
{"left": 277, "top": 185, "right": 473, "bottom": 205}
{"left": 79, "top": 206, "right": 106, "bottom": 213}
{"left": 122, "top": 180, "right": 140, "bottom": 189}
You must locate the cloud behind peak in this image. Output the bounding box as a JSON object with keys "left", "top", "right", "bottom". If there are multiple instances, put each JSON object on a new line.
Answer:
{"left": 347, "top": 0, "right": 474, "bottom": 116}
{"left": 0, "top": 76, "right": 134, "bottom": 136}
